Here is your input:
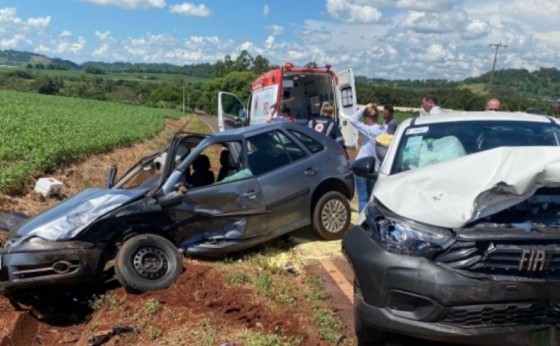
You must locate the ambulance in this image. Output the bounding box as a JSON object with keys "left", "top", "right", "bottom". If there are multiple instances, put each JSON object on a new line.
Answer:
{"left": 217, "top": 62, "right": 358, "bottom": 148}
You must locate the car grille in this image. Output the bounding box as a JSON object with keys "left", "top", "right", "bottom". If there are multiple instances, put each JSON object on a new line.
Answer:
{"left": 436, "top": 239, "right": 560, "bottom": 279}
{"left": 443, "top": 301, "right": 560, "bottom": 327}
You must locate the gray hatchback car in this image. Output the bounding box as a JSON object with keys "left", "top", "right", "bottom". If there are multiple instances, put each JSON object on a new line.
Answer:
{"left": 0, "top": 122, "right": 354, "bottom": 293}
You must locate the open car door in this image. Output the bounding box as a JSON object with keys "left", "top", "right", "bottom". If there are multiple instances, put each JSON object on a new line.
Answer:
{"left": 336, "top": 68, "right": 358, "bottom": 148}
{"left": 218, "top": 91, "right": 248, "bottom": 132}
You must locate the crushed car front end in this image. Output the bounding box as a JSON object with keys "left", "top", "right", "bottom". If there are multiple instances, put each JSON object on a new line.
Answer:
{"left": 0, "top": 238, "right": 105, "bottom": 293}
{"left": 344, "top": 200, "right": 560, "bottom": 345}
{"left": 344, "top": 114, "right": 560, "bottom": 345}
{"left": 0, "top": 188, "right": 150, "bottom": 293}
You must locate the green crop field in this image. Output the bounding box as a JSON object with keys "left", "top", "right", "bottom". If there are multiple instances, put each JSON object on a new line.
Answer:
{"left": 0, "top": 90, "right": 183, "bottom": 193}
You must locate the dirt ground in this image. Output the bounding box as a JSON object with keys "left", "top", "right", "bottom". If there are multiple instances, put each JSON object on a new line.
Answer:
{"left": 0, "top": 116, "right": 358, "bottom": 346}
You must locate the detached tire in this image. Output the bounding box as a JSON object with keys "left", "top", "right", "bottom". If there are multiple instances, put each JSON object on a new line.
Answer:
{"left": 115, "top": 234, "right": 182, "bottom": 293}
{"left": 312, "top": 191, "right": 351, "bottom": 240}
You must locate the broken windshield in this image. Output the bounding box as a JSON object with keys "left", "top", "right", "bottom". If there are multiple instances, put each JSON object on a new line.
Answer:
{"left": 392, "top": 120, "right": 560, "bottom": 174}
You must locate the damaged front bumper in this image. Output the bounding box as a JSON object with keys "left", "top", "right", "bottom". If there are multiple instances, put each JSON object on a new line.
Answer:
{"left": 343, "top": 225, "right": 560, "bottom": 346}
{"left": 0, "top": 238, "right": 103, "bottom": 293}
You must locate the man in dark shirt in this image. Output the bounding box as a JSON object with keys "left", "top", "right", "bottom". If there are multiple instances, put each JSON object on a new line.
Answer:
{"left": 383, "top": 104, "right": 398, "bottom": 134}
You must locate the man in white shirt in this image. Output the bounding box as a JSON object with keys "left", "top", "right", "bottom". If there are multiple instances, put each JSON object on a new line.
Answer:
{"left": 421, "top": 92, "right": 441, "bottom": 116}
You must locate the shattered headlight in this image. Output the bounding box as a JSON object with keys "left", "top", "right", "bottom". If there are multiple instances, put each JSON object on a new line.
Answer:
{"left": 365, "top": 204, "right": 455, "bottom": 257}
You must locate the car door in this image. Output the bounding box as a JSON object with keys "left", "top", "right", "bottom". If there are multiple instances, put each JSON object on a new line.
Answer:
{"left": 218, "top": 91, "right": 248, "bottom": 132}
{"left": 245, "top": 129, "right": 314, "bottom": 233}
{"left": 163, "top": 138, "right": 269, "bottom": 244}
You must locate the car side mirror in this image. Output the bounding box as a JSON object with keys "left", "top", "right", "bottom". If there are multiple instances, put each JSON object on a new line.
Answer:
{"left": 105, "top": 165, "right": 118, "bottom": 188}
{"left": 351, "top": 156, "right": 378, "bottom": 180}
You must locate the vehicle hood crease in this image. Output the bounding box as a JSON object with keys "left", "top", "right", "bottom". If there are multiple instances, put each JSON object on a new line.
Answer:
{"left": 13, "top": 188, "right": 149, "bottom": 243}
{"left": 374, "top": 147, "right": 560, "bottom": 228}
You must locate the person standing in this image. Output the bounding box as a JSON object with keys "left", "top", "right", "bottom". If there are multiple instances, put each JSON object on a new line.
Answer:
{"left": 421, "top": 92, "right": 441, "bottom": 116}
{"left": 382, "top": 104, "right": 398, "bottom": 134}
{"left": 349, "top": 103, "right": 386, "bottom": 212}
{"left": 485, "top": 98, "right": 501, "bottom": 111}
{"left": 308, "top": 102, "right": 346, "bottom": 150}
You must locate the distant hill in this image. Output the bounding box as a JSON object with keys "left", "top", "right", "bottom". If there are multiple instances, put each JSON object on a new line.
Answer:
{"left": 0, "top": 49, "right": 79, "bottom": 70}
{"left": 0, "top": 49, "right": 214, "bottom": 78}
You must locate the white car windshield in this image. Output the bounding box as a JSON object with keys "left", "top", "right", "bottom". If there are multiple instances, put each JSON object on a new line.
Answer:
{"left": 392, "top": 120, "right": 560, "bottom": 174}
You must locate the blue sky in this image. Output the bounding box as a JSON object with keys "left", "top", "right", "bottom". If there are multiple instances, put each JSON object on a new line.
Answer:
{"left": 1, "top": 0, "right": 559, "bottom": 80}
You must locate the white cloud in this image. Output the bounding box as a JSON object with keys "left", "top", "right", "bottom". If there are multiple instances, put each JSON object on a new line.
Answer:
{"left": 26, "top": 16, "right": 51, "bottom": 29}
{"left": 396, "top": 0, "right": 459, "bottom": 12}
{"left": 0, "top": 7, "right": 50, "bottom": 33}
{"left": 36, "top": 35, "right": 86, "bottom": 55}
{"left": 74, "top": 0, "right": 166, "bottom": 9}
{"left": 0, "top": 34, "right": 28, "bottom": 49}
{"left": 267, "top": 25, "right": 284, "bottom": 36}
{"left": 461, "top": 19, "right": 489, "bottom": 40}
{"left": 326, "top": 0, "right": 382, "bottom": 23}
{"left": 92, "top": 31, "right": 116, "bottom": 57}
{"left": 265, "top": 35, "right": 274, "bottom": 50}
{"left": 169, "top": 3, "right": 211, "bottom": 17}
{"left": 263, "top": 4, "right": 269, "bottom": 18}
{"left": 505, "top": 1, "right": 560, "bottom": 31}
{"left": 401, "top": 10, "right": 466, "bottom": 33}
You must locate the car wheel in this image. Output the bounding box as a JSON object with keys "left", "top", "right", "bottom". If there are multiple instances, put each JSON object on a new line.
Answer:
{"left": 115, "top": 234, "right": 182, "bottom": 293}
{"left": 312, "top": 191, "right": 351, "bottom": 240}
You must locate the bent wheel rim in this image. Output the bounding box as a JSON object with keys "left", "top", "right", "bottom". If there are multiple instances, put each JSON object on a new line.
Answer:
{"left": 132, "top": 246, "right": 169, "bottom": 280}
{"left": 321, "top": 198, "right": 348, "bottom": 234}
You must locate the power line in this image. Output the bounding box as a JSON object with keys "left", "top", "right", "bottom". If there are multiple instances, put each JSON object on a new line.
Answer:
{"left": 487, "top": 43, "right": 507, "bottom": 98}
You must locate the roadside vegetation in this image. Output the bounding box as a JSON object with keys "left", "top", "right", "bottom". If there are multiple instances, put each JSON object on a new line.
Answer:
{"left": 0, "top": 90, "right": 182, "bottom": 193}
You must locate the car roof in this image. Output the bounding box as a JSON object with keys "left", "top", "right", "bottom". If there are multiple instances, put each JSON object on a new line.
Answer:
{"left": 402, "top": 111, "right": 559, "bottom": 127}
{"left": 210, "top": 122, "right": 314, "bottom": 138}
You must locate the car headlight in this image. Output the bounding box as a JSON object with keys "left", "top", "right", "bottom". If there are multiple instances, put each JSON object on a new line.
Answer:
{"left": 365, "top": 204, "right": 455, "bottom": 257}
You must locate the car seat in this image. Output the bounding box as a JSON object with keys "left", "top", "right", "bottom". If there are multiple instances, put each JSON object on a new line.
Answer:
{"left": 217, "top": 150, "right": 237, "bottom": 181}
{"left": 189, "top": 154, "right": 215, "bottom": 187}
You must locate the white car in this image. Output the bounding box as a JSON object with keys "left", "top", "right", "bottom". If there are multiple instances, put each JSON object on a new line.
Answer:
{"left": 344, "top": 111, "right": 560, "bottom": 346}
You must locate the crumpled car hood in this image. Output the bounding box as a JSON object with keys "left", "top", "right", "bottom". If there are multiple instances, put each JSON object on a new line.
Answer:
{"left": 13, "top": 188, "right": 148, "bottom": 242}
{"left": 374, "top": 147, "right": 560, "bottom": 228}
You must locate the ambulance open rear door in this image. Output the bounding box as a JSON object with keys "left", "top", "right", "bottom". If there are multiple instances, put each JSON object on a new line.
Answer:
{"left": 335, "top": 68, "right": 358, "bottom": 148}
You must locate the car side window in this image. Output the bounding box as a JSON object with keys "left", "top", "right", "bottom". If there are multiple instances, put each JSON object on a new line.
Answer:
{"left": 247, "top": 130, "right": 304, "bottom": 175}
{"left": 185, "top": 141, "right": 245, "bottom": 187}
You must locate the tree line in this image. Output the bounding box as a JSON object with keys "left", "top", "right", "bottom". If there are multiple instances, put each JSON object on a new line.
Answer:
{"left": 0, "top": 49, "right": 558, "bottom": 115}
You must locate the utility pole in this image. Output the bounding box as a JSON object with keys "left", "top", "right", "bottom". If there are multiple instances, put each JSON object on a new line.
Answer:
{"left": 487, "top": 43, "right": 507, "bottom": 98}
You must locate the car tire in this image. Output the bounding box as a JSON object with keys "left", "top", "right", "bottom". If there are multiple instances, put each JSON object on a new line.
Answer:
{"left": 115, "top": 234, "right": 182, "bottom": 293}
{"left": 312, "top": 191, "right": 351, "bottom": 240}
